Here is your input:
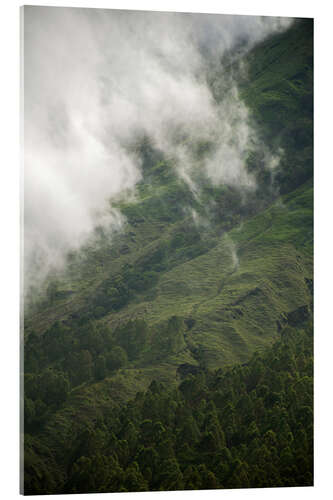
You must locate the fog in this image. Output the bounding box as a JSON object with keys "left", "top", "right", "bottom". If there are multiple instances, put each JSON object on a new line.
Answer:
{"left": 23, "top": 6, "right": 292, "bottom": 292}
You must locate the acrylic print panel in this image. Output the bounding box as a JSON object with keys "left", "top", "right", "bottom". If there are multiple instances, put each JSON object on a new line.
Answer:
{"left": 22, "top": 5, "right": 313, "bottom": 495}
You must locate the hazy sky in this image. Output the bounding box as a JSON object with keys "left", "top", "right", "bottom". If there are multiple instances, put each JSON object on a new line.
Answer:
{"left": 23, "top": 6, "right": 292, "bottom": 290}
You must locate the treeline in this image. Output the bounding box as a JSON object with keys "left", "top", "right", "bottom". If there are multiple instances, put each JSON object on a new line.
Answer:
{"left": 24, "top": 318, "right": 144, "bottom": 433}
{"left": 24, "top": 314, "right": 189, "bottom": 434}
{"left": 24, "top": 322, "right": 313, "bottom": 494}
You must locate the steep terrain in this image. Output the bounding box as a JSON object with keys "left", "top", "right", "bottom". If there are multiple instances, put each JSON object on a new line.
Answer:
{"left": 23, "top": 19, "right": 313, "bottom": 494}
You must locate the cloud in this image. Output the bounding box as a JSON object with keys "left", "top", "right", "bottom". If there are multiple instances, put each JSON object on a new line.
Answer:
{"left": 23, "top": 6, "right": 293, "bottom": 291}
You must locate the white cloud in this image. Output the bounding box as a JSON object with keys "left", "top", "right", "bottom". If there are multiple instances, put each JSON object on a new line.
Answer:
{"left": 23, "top": 6, "right": 293, "bottom": 291}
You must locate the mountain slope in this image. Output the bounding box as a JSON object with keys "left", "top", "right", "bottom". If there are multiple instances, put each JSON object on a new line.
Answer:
{"left": 23, "top": 19, "right": 313, "bottom": 494}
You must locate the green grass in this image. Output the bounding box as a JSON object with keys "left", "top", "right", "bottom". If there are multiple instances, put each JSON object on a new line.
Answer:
{"left": 75, "top": 180, "right": 313, "bottom": 372}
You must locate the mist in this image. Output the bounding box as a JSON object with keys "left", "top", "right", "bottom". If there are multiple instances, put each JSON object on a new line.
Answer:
{"left": 23, "top": 6, "right": 293, "bottom": 292}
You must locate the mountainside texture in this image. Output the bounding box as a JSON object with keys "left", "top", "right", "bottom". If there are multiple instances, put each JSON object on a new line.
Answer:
{"left": 23, "top": 19, "right": 313, "bottom": 494}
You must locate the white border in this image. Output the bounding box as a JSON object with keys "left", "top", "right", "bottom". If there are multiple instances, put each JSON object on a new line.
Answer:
{"left": 1, "top": 1, "right": 332, "bottom": 499}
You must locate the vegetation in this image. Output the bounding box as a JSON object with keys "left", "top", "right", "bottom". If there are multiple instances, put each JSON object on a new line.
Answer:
{"left": 24, "top": 321, "right": 313, "bottom": 494}
{"left": 241, "top": 19, "right": 313, "bottom": 194}
{"left": 23, "top": 19, "right": 313, "bottom": 494}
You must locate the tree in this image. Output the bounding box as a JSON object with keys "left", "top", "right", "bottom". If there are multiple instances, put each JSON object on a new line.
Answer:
{"left": 68, "top": 350, "right": 93, "bottom": 385}
{"left": 95, "top": 355, "right": 106, "bottom": 381}
{"left": 38, "top": 369, "right": 70, "bottom": 406}
{"left": 106, "top": 346, "right": 128, "bottom": 371}
{"left": 158, "top": 458, "right": 184, "bottom": 491}
{"left": 123, "top": 462, "right": 148, "bottom": 492}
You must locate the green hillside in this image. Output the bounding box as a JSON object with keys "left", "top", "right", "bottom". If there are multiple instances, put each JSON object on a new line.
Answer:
{"left": 241, "top": 18, "right": 313, "bottom": 193}
{"left": 23, "top": 19, "right": 313, "bottom": 494}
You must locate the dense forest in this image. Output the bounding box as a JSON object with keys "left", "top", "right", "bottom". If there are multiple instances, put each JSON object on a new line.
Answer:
{"left": 23, "top": 18, "right": 313, "bottom": 494}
